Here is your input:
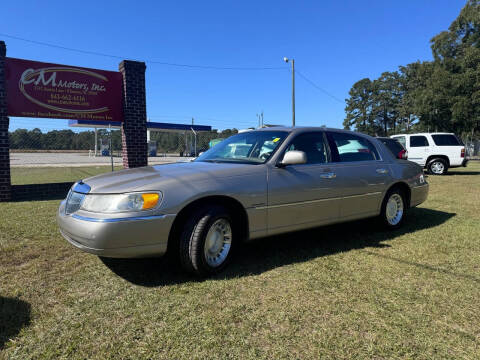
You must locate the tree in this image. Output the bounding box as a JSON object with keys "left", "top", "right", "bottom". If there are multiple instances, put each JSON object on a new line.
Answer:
{"left": 345, "top": 0, "right": 480, "bottom": 138}
{"left": 372, "top": 71, "right": 402, "bottom": 136}
{"left": 343, "top": 78, "right": 374, "bottom": 133}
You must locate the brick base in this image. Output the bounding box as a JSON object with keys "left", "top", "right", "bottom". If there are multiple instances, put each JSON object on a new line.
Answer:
{"left": 0, "top": 41, "right": 11, "bottom": 202}
{"left": 119, "top": 60, "right": 148, "bottom": 168}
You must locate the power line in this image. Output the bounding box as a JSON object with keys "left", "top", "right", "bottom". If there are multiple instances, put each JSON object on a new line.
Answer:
{"left": 148, "top": 115, "right": 254, "bottom": 126}
{"left": 0, "top": 33, "right": 285, "bottom": 71}
{"left": 295, "top": 69, "right": 345, "bottom": 104}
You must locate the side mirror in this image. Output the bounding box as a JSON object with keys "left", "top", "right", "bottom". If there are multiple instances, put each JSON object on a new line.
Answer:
{"left": 279, "top": 150, "right": 307, "bottom": 167}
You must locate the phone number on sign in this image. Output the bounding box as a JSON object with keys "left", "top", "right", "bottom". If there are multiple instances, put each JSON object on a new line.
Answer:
{"left": 50, "top": 94, "right": 87, "bottom": 102}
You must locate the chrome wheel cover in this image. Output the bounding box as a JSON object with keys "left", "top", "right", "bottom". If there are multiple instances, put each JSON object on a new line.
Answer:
{"left": 204, "top": 218, "right": 232, "bottom": 267}
{"left": 431, "top": 161, "right": 445, "bottom": 174}
{"left": 386, "top": 193, "right": 404, "bottom": 226}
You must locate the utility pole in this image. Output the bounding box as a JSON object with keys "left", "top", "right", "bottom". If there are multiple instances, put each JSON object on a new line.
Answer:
{"left": 191, "top": 117, "right": 196, "bottom": 157}
{"left": 108, "top": 124, "right": 114, "bottom": 172}
{"left": 256, "top": 111, "right": 264, "bottom": 128}
{"left": 283, "top": 57, "right": 295, "bottom": 126}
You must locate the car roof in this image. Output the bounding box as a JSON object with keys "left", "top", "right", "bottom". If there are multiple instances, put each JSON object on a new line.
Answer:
{"left": 254, "top": 126, "right": 375, "bottom": 138}
{"left": 391, "top": 132, "right": 455, "bottom": 137}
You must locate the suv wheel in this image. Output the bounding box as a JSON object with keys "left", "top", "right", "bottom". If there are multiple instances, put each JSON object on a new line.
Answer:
{"left": 179, "top": 206, "right": 235, "bottom": 276}
{"left": 428, "top": 158, "right": 448, "bottom": 175}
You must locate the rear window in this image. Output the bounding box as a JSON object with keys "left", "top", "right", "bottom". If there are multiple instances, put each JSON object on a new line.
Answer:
{"left": 392, "top": 136, "right": 406, "bottom": 148}
{"left": 432, "top": 134, "right": 462, "bottom": 146}
{"left": 328, "top": 132, "right": 380, "bottom": 162}
{"left": 378, "top": 138, "right": 405, "bottom": 157}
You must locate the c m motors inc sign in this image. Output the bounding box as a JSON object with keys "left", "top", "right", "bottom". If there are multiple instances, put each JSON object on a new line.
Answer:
{"left": 5, "top": 57, "right": 123, "bottom": 122}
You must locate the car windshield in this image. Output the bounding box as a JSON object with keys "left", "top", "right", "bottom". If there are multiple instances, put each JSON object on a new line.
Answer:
{"left": 195, "top": 131, "right": 288, "bottom": 164}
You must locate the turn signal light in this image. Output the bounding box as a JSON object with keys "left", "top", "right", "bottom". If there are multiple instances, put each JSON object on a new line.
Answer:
{"left": 141, "top": 193, "right": 160, "bottom": 210}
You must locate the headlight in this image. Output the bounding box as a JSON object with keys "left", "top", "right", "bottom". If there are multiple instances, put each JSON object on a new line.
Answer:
{"left": 65, "top": 190, "right": 86, "bottom": 215}
{"left": 80, "top": 192, "right": 161, "bottom": 213}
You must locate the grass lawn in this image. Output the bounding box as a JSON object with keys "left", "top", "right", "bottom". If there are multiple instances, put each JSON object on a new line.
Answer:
{"left": 10, "top": 166, "right": 122, "bottom": 185}
{"left": 1, "top": 163, "right": 479, "bottom": 359}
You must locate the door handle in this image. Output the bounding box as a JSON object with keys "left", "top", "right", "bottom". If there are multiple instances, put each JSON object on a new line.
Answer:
{"left": 320, "top": 172, "right": 336, "bottom": 179}
{"left": 376, "top": 168, "right": 388, "bottom": 174}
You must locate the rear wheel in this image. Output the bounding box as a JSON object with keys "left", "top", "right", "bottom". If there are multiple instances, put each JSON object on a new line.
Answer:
{"left": 380, "top": 188, "right": 406, "bottom": 229}
{"left": 179, "top": 206, "right": 235, "bottom": 276}
{"left": 428, "top": 158, "right": 448, "bottom": 175}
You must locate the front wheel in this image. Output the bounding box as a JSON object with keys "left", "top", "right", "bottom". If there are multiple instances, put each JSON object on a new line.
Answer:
{"left": 179, "top": 206, "right": 235, "bottom": 276}
{"left": 380, "top": 188, "right": 406, "bottom": 229}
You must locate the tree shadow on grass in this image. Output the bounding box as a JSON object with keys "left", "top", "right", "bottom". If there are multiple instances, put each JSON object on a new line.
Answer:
{"left": 101, "top": 207, "right": 455, "bottom": 287}
{"left": 0, "top": 297, "right": 31, "bottom": 350}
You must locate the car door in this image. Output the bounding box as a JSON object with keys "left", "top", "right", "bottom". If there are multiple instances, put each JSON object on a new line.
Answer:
{"left": 325, "top": 131, "right": 391, "bottom": 220}
{"left": 267, "top": 131, "right": 341, "bottom": 235}
{"left": 408, "top": 135, "right": 430, "bottom": 166}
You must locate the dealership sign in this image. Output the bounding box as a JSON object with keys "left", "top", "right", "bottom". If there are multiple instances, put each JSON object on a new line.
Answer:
{"left": 5, "top": 57, "right": 123, "bottom": 122}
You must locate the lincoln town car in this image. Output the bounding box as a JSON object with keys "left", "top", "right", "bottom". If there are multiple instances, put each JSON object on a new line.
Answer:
{"left": 57, "top": 127, "right": 429, "bottom": 276}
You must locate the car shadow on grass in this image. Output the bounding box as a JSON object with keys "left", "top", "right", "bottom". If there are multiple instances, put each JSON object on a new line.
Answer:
{"left": 444, "top": 170, "right": 480, "bottom": 176}
{"left": 101, "top": 207, "right": 455, "bottom": 287}
{"left": 0, "top": 297, "right": 31, "bottom": 350}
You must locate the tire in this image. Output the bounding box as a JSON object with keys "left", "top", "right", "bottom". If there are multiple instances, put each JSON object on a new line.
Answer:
{"left": 380, "top": 188, "right": 406, "bottom": 229}
{"left": 179, "top": 206, "right": 235, "bottom": 276}
{"left": 428, "top": 158, "right": 448, "bottom": 175}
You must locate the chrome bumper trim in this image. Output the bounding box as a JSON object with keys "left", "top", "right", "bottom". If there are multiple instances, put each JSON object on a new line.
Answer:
{"left": 71, "top": 214, "right": 173, "bottom": 223}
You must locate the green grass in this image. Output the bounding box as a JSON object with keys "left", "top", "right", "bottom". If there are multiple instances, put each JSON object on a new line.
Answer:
{"left": 10, "top": 166, "right": 122, "bottom": 185}
{"left": 1, "top": 163, "right": 479, "bottom": 359}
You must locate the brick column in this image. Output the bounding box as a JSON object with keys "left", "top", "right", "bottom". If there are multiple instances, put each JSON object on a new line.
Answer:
{"left": 119, "top": 60, "right": 147, "bottom": 168}
{"left": 0, "top": 41, "right": 11, "bottom": 202}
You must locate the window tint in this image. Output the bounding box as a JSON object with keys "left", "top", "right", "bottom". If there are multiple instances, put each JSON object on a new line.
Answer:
{"left": 285, "top": 132, "right": 328, "bottom": 164}
{"left": 393, "top": 136, "right": 406, "bottom": 148}
{"left": 410, "top": 136, "right": 429, "bottom": 147}
{"left": 379, "top": 138, "right": 405, "bottom": 156}
{"left": 432, "top": 134, "right": 462, "bottom": 146}
{"left": 328, "top": 132, "right": 379, "bottom": 162}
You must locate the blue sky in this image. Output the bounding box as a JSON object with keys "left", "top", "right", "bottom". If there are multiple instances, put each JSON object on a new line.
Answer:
{"left": 1, "top": 0, "right": 465, "bottom": 132}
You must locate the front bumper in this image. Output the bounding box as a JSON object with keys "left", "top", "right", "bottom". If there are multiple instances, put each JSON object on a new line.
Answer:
{"left": 410, "top": 183, "right": 429, "bottom": 207}
{"left": 57, "top": 201, "right": 176, "bottom": 258}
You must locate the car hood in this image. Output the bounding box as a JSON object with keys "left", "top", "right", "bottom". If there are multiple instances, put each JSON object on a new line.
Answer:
{"left": 81, "top": 161, "right": 263, "bottom": 194}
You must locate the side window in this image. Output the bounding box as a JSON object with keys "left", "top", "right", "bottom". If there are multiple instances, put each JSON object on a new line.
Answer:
{"left": 394, "top": 136, "right": 406, "bottom": 148}
{"left": 284, "top": 132, "right": 328, "bottom": 164}
{"left": 410, "top": 136, "right": 429, "bottom": 147}
{"left": 328, "top": 132, "right": 379, "bottom": 162}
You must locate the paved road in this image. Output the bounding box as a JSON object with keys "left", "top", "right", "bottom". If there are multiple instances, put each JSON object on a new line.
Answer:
{"left": 10, "top": 152, "right": 194, "bottom": 167}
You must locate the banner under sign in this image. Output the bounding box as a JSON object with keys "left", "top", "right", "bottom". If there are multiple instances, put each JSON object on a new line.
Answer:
{"left": 5, "top": 57, "right": 123, "bottom": 122}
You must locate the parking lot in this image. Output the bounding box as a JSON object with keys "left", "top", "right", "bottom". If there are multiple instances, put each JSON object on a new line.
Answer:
{"left": 10, "top": 152, "right": 192, "bottom": 167}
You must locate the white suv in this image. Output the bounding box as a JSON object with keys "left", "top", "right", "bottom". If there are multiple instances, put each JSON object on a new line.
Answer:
{"left": 390, "top": 133, "right": 468, "bottom": 175}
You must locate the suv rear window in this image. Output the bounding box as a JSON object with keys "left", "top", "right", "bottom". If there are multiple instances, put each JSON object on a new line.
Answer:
{"left": 432, "top": 134, "right": 462, "bottom": 146}
{"left": 378, "top": 138, "right": 405, "bottom": 157}
{"left": 410, "top": 136, "right": 429, "bottom": 147}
